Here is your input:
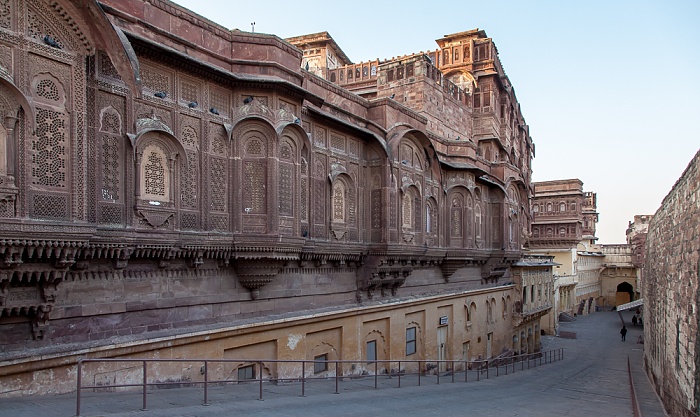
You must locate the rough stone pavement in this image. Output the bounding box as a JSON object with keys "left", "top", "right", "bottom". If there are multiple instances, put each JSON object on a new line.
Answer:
{"left": 0, "top": 310, "right": 667, "bottom": 417}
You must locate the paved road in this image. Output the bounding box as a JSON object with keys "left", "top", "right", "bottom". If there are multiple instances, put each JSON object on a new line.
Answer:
{"left": 0, "top": 310, "right": 667, "bottom": 417}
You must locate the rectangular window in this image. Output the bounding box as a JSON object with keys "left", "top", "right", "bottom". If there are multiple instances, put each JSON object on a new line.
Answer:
{"left": 237, "top": 364, "right": 255, "bottom": 380}
{"left": 406, "top": 327, "right": 417, "bottom": 356}
{"left": 314, "top": 354, "right": 328, "bottom": 374}
{"left": 366, "top": 340, "right": 377, "bottom": 362}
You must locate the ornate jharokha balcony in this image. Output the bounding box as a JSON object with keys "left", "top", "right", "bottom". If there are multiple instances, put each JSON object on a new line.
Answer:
{"left": 513, "top": 302, "right": 553, "bottom": 326}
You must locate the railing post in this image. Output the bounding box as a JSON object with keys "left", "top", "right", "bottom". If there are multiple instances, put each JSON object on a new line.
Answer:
{"left": 202, "top": 361, "right": 209, "bottom": 406}
{"left": 397, "top": 361, "right": 401, "bottom": 388}
{"left": 464, "top": 361, "right": 468, "bottom": 383}
{"left": 497, "top": 360, "right": 499, "bottom": 377}
{"left": 486, "top": 360, "right": 489, "bottom": 379}
{"left": 477, "top": 362, "right": 480, "bottom": 381}
{"left": 418, "top": 361, "right": 421, "bottom": 386}
{"left": 141, "top": 360, "right": 148, "bottom": 411}
{"left": 258, "top": 361, "right": 263, "bottom": 401}
{"left": 451, "top": 360, "right": 455, "bottom": 383}
{"left": 301, "top": 361, "right": 306, "bottom": 397}
{"left": 521, "top": 356, "right": 524, "bottom": 370}
{"left": 374, "top": 361, "right": 378, "bottom": 390}
{"left": 335, "top": 361, "right": 339, "bottom": 394}
{"left": 437, "top": 362, "right": 440, "bottom": 385}
{"left": 76, "top": 360, "right": 82, "bottom": 417}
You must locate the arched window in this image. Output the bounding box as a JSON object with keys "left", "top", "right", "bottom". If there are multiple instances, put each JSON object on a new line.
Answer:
{"left": 402, "top": 192, "right": 412, "bottom": 229}
{"left": 487, "top": 300, "right": 493, "bottom": 324}
{"left": 278, "top": 139, "right": 296, "bottom": 219}
{"left": 141, "top": 144, "right": 170, "bottom": 202}
{"left": 332, "top": 181, "right": 346, "bottom": 222}
{"left": 330, "top": 72, "right": 336, "bottom": 82}
{"left": 31, "top": 74, "right": 68, "bottom": 190}
{"left": 532, "top": 205, "right": 539, "bottom": 213}
{"left": 0, "top": 127, "right": 7, "bottom": 176}
{"left": 559, "top": 202, "right": 566, "bottom": 212}
{"left": 475, "top": 202, "right": 482, "bottom": 239}
{"left": 99, "top": 107, "right": 123, "bottom": 202}
{"left": 450, "top": 195, "right": 463, "bottom": 239}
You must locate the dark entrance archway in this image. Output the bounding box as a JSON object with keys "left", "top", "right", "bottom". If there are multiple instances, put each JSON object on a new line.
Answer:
{"left": 616, "top": 282, "right": 634, "bottom": 305}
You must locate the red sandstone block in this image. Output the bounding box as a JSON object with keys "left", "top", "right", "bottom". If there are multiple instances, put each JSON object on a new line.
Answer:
{"left": 171, "top": 17, "right": 204, "bottom": 46}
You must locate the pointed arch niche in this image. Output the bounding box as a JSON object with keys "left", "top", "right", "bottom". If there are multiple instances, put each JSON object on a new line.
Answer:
{"left": 131, "top": 127, "right": 186, "bottom": 229}
{"left": 0, "top": 74, "right": 33, "bottom": 218}
{"left": 329, "top": 167, "right": 357, "bottom": 242}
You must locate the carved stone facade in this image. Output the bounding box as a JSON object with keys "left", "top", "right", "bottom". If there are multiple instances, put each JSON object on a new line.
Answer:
{"left": 530, "top": 179, "right": 603, "bottom": 330}
{"left": 0, "top": 0, "right": 536, "bottom": 396}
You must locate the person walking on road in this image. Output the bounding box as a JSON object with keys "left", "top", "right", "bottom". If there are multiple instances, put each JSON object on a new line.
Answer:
{"left": 632, "top": 315, "right": 638, "bottom": 326}
{"left": 620, "top": 325, "right": 627, "bottom": 341}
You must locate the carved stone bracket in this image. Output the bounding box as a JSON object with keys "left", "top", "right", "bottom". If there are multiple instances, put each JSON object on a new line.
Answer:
{"left": 187, "top": 250, "right": 205, "bottom": 268}
{"left": 233, "top": 259, "right": 285, "bottom": 300}
{"left": 114, "top": 247, "right": 133, "bottom": 269}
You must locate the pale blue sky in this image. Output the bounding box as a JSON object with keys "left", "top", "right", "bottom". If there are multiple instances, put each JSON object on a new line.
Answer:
{"left": 175, "top": 0, "right": 700, "bottom": 243}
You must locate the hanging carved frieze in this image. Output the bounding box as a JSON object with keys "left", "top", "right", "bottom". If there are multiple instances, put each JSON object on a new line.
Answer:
{"left": 481, "top": 257, "right": 515, "bottom": 284}
{"left": 0, "top": 239, "right": 82, "bottom": 340}
{"left": 355, "top": 255, "right": 417, "bottom": 302}
{"left": 233, "top": 259, "right": 286, "bottom": 300}
{"left": 439, "top": 257, "right": 486, "bottom": 282}
{"left": 236, "top": 98, "right": 272, "bottom": 120}
{"left": 137, "top": 209, "right": 174, "bottom": 228}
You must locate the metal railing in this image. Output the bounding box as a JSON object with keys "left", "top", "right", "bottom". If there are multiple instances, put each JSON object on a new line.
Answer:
{"left": 75, "top": 348, "right": 564, "bottom": 416}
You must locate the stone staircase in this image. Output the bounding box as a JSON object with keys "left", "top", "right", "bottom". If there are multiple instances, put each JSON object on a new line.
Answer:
{"left": 559, "top": 312, "right": 576, "bottom": 322}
